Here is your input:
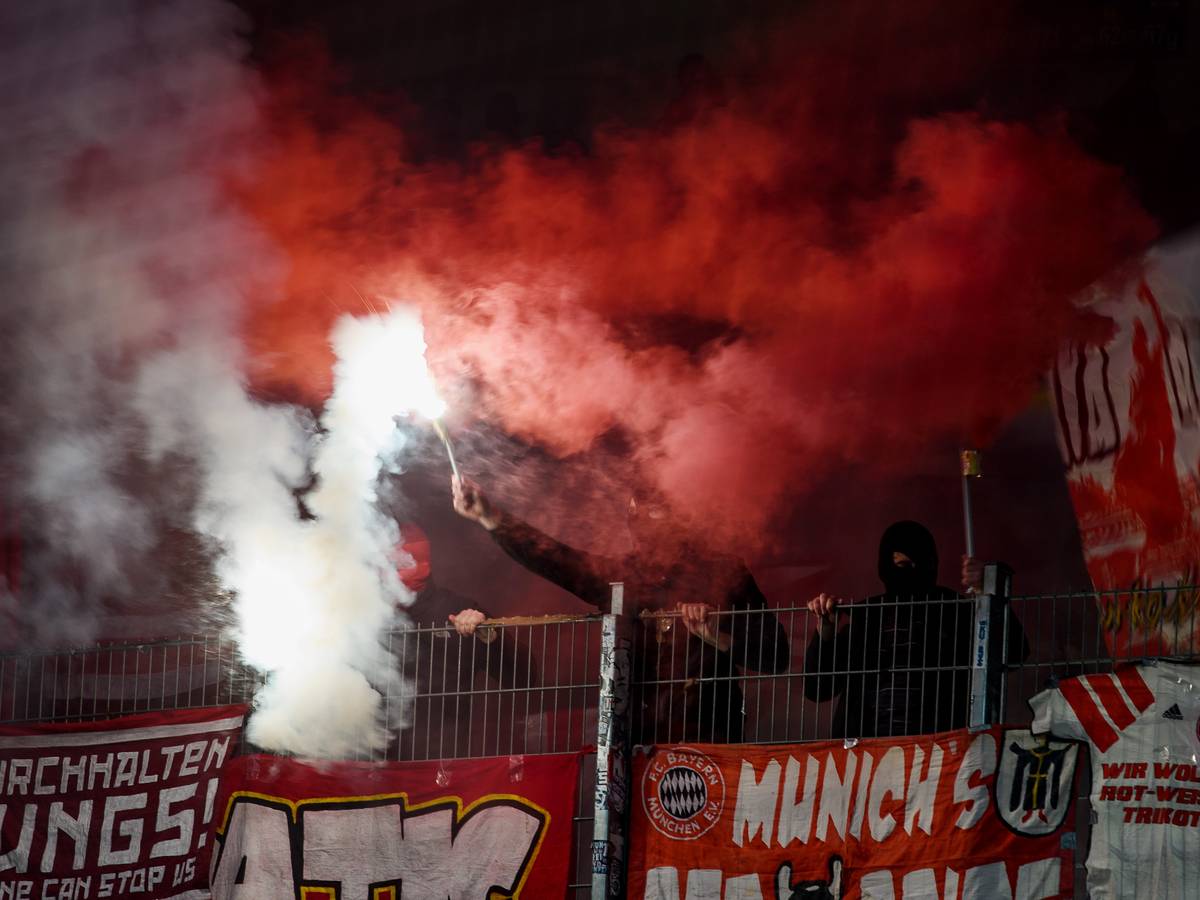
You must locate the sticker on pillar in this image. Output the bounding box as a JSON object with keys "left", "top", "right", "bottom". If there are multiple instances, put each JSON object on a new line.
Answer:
{"left": 591, "top": 839, "right": 608, "bottom": 874}
{"left": 994, "top": 728, "right": 1079, "bottom": 835}
{"left": 641, "top": 747, "right": 726, "bottom": 840}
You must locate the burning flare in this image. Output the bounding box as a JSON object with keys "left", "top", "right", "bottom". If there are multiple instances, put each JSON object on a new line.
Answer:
{"left": 233, "top": 306, "right": 446, "bottom": 758}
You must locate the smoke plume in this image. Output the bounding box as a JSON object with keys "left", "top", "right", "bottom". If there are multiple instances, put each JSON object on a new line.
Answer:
{"left": 0, "top": 0, "right": 1162, "bottom": 750}
{"left": 0, "top": 1, "right": 430, "bottom": 757}
{"left": 145, "top": 310, "right": 438, "bottom": 758}
{"left": 237, "top": 6, "right": 1157, "bottom": 552}
{"left": 0, "top": 0, "right": 272, "bottom": 644}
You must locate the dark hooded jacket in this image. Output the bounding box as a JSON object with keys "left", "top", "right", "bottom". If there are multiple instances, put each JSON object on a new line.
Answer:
{"left": 803, "top": 521, "right": 1027, "bottom": 739}
{"left": 490, "top": 515, "right": 791, "bottom": 745}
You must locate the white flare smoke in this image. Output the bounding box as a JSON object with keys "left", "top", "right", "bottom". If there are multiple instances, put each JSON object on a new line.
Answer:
{"left": 0, "top": 0, "right": 436, "bottom": 757}
{"left": 137, "top": 313, "right": 440, "bottom": 760}
{"left": 0, "top": 0, "right": 271, "bottom": 644}
{"left": 235, "top": 309, "right": 442, "bottom": 758}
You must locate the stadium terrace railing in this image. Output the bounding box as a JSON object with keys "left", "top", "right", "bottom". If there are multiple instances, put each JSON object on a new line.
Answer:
{"left": 3, "top": 577, "right": 1199, "bottom": 898}
{"left": 0, "top": 615, "right": 607, "bottom": 898}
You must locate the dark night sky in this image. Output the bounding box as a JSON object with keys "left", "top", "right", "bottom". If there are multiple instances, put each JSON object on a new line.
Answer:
{"left": 234, "top": 0, "right": 1200, "bottom": 231}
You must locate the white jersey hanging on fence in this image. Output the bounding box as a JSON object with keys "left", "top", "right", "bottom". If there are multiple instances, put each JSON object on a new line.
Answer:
{"left": 1029, "top": 661, "right": 1200, "bottom": 900}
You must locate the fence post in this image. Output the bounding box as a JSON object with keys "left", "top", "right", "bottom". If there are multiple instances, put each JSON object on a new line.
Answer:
{"left": 968, "top": 563, "right": 1013, "bottom": 728}
{"left": 592, "top": 583, "right": 633, "bottom": 899}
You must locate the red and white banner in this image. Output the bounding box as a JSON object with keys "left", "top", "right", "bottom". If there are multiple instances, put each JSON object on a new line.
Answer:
{"left": 1051, "top": 233, "right": 1200, "bottom": 655}
{"left": 0, "top": 705, "right": 245, "bottom": 900}
{"left": 630, "top": 729, "right": 1076, "bottom": 899}
{"left": 210, "top": 751, "right": 582, "bottom": 899}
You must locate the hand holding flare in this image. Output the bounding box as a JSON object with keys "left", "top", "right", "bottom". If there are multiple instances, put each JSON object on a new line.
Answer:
{"left": 452, "top": 474, "right": 503, "bottom": 532}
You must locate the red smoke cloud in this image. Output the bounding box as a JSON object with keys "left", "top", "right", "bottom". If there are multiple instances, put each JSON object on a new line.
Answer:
{"left": 235, "top": 10, "right": 1155, "bottom": 550}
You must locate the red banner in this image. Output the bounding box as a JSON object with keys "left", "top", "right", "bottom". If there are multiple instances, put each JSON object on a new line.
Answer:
{"left": 210, "top": 751, "right": 582, "bottom": 899}
{"left": 0, "top": 705, "right": 245, "bottom": 900}
{"left": 1051, "top": 235, "right": 1200, "bottom": 655}
{"left": 630, "top": 729, "right": 1076, "bottom": 899}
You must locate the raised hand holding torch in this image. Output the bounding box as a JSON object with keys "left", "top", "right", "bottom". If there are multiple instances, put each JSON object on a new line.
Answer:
{"left": 452, "top": 474, "right": 503, "bottom": 532}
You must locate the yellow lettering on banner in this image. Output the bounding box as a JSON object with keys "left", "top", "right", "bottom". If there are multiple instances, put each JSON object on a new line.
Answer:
{"left": 1120, "top": 585, "right": 1200, "bottom": 632}
{"left": 1100, "top": 597, "right": 1124, "bottom": 633}
{"left": 214, "top": 789, "right": 551, "bottom": 900}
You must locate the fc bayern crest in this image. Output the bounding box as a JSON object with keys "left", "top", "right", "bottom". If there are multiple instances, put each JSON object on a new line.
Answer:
{"left": 641, "top": 747, "right": 726, "bottom": 840}
{"left": 994, "top": 728, "right": 1078, "bottom": 836}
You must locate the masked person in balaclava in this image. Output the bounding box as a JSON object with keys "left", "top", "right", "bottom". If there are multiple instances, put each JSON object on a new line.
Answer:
{"left": 802, "top": 521, "right": 1026, "bottom": 739}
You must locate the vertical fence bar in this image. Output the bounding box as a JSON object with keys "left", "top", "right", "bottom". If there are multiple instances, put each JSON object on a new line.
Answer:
{"left": 968, "top": 563, "right": 1013, "bottom": 728}
{"left": 591, "top": 583, "right": 632, "bottom": 900}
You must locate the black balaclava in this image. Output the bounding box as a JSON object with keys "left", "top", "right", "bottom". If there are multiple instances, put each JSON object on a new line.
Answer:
{"left": 877, "top": 520, "right": 939, "bottom": 597}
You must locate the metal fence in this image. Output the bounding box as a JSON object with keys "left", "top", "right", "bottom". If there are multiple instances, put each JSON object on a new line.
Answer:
{"left": 0, "top": 634, "right": 260, "bottom": 724}
{"left": 2, "top": 581, "right": 1197, "bottom": 898}
{"left": 0, "top": 615, "right": 606, "bottom": 898}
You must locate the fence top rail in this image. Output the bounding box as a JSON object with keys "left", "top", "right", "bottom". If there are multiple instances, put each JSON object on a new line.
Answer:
{"left": 20, "top": 586, "right": 1200, "bottom": 662}
{"left": 1010, "top": 584, "right": 1200, "bottom": 601}
{"left": 639, "top": 596, "right": 975, "bottom": 619}
{"left": 0, "top": 615, "right": 608, "bottom": 661}
{"left": 0, "top": 600, "right": 990, "bottom": 660}
{"left": 400, "top": 613, "right": 605, "bottom": 631}
{"left": 0, "top": 634, "right": 242, "bottom": 660}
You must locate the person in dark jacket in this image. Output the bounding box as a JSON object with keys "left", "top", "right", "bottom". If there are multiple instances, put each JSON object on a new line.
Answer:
{"left": 803, "top": 520, "right": 1027, "bottom": 739}
{"left": 395, "top": 523, "right": 537, "bottom": 758}
{"left": 452, "top": 477, "right": 791, "bottom": 745}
